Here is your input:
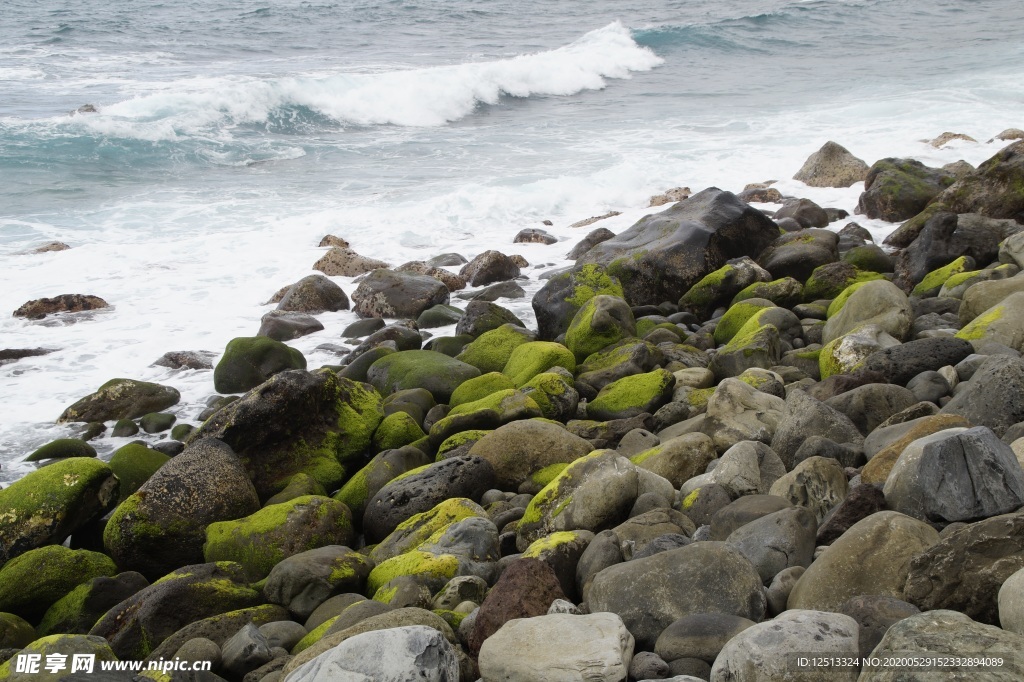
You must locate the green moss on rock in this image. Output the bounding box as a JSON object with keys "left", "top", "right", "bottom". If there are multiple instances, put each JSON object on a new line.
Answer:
{"left": 502, "top": 341, "right": 576, "bottom": 386}
{"left": 449, "top": 373, "right": 516, "bottom": 408}
{"left": 213, "top": 337, "right": 306, "bottom": 394}
{"left": 731, "top": 278, "right": 803, "bottom": 308}
{"left": 586, "top": 368, "right": 675, "bottom": 421}
{"left": 25, "top": 439, "right": 97, "bottom": 463}
{"left": 0, "top": 612, "right": 35, "bottom": 649}
{"left": 108, "top": 443, "right": 170, "bottom": 503}
{"left": 365, "top": 550, "right": 460, "bottom": 595}
{"left": 912, "top": 255, "right": 974, "bottom": 297}
{"left": 714, "top": 300, "right": 775, "bottom": 345}
{"left": 455, "top": 324, "right": 534, "bottom": 374}
{"left": 372, "top": 411, "right": 426, "bottom": 452}
{"left": 0, "top": 546, "right": 117, "bottom": 621}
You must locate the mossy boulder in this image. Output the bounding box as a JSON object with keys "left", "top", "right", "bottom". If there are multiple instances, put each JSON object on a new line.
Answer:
{"left": 88, "top": 561, "right": 262, "bottom": 660}
{"left": 468, "top": 420, "right": 593, "bottom": 490}
{"left": 841, "top": 244, "right": 894, "bottom": 273}
{"left": 502, "top": 341, "right": 576, "bottom": 386}
{"left": 416, "top": 303, "right": 463, "bottom": 329}
{"left": 803, "top": 262, "right": 885, "bottom": 302}
{"left": 369, "top": 498, "right": 488, "bottom": 565}
{"left": 187, "top": 369, "right": 384, "bottom": 498}
{"left": 856, "top": 158, "right": 955, "bottom": 222}
{"left": 103, "top": 439, "right": 260, "bottom": 580}
{"left": 0, "top": 612, "right": 34, "bottom": 649}
{"left": 932, "top": 139, "right": 1024, "bottom": 221}
{"left": 576, "top": 339, "right": 665, "bottom": 396}
{"left": 139, "top": 412, "right": 176, "bottom": 434}
{"left": 519, "top": 372, "right": 580, "bottom": 422}
{"left": 107, "top": 443, "right": 170, "bottom": 503}
{"left": 677, "top": 257, "right": 772, "bottom": 318}
{"left": 0, "top": 546, "right": 116, "bottom": 622}
{"left": 366, "top": 551, "right": 462, "bottom": 597}
{"left": 939, "top": 264, "right": 1017, "bottom": 299}
{"left": 213, "top": 337, "right": 306, "bottom": 394}
{"left": 531, "top": 263, "right": 625, "bottom": 341}
{"left": 955, "top": 291, "right": 1024, "bottom": 352}
{"left": 455, "top": 324, "right": 535, "bottom": 374}
{"left": 57, "top": 378, "right": 181, "bottom": 423}
{"left": 144, "top": 603, "right": 290, "bottom": 661}
{"left": 333, "top": 446, "right": 432, "bottom": 519}
{"left": 372, "top": 411, "right": 426, "bottom": 452}
{"left": 757, "top": 228, "right": 840, "bottom": 282}
{"left": 0, "top": 458, "right": 119, "bottom": 560}
{"left": 204, "top": 495, "right": 354, "bottom": 579}
{"left": 823, "top": 280, "right": 913, "bottom": 344}
{"left": 912, "top": 255, "right": 975, "bottom": 297}
{"left": 714, "top": 299, "right": 776, "bottom": 346}
{"left": 277, "top": 273, "right": 349, "bottom": 314}
{"left": 428, "top": 390, "right": 542, "bottom": 447}
{"left": 367, "top": 350, "right": 481, "bottom": 404}
{"left": 266, "top": 472, "right": 327, "bottom": 506}
{"left": 24, "top": 439, "right": 96, "bottom": 462}
{"left": 450, "top": 372, "right": 517, "bottom": 408}
{"left": 576, "top": 188, "right": 780, "bottom": 306}
{"left": 710, "top": 312, "right": 782, "bottom": 380}
{"left": 631, "top": 432, "right": 717, "bottom": 488}
{"left": 454, "top": 301, "right": 525, "bottom": 338}
{"left": 0, "top": 634, "right": 117, "bottom": 679}
{"left": 731, "top": 277, "right": 803, "bottom": 308}
{"left": 37, "top": 571, "right": 149, "bottom": 637}
{"left": 564, "top": 295, "right": 636, "bottom": 363}
{"left": 586, "top": 369, "right": 675, "bottom": 421}
{"left": 819, "top": 325, "right": 901, "bottom": 380}
{"left": 263, "top": 547, "right": 373, "bottom": 621}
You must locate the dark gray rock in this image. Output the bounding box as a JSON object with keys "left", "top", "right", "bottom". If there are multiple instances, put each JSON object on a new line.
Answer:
{"left": 856, "top": 158, "right": 955, "bottom": 222}
{"left": 940, "top": 355, "right": 1024, "bottom": 436}
{"left": 710, "top": 494, "right": 793, "bottom": 541}
{"left": 816, "top": 484, "right": 887, "bottom": 545}
{"left": 257, "top": 311, "right": 324, "bottom": 341}
{"left": 351, "top": 269, "right": 450, "bottom": 319}
{"left": 773, "top": 198, "right": 829, "bottom": 228}
{"left": 725, "top": 506, "right": 817, "bottom": 583}
{"left": 362, "top": 456, "right": 496, "bottom": 543}
{"left": 220, "top": 623, "right": 272, "bottom": 679}
{"left": 152, "top": 351, "right": 216, "bottom": 371}
{"left": 906, "top": 370, "right": 950, "bottom": 404}
{"left": 824, "top": 383, "right": 918, "bottom": 436}
{"left": 567, "top": 227, "right": 615, "bottom": 260}
{"left": 263, "top": 546, "right": 374, "bottom": 620}
{"left": 770, "top": 389, "right": 864, "bottom": 469}
{"left": 576, "top": 187, "right": 780, "bottom": 306}
{"left": 459, "top": 250, "right": 521, "bottom": 286}
{"left": 514, "top": 228, "right": 557, "bottom": 245}
{"left": 455, "top": 300, "right": 525, "bottom": 338}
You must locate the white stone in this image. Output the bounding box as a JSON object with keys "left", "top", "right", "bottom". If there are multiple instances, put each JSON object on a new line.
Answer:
{"left": 478, "top": 613, "right": 634, "bottom": 682}
{"left": 999, "top": 567, "right": 1024, "bottom": 635}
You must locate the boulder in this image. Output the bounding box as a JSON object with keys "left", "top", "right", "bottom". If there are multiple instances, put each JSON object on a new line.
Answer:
{"left": 725, "top": 506, "right": 817, "bottom": 583}
{"left": 768, "top": 456, "right": 848, "bottom": 523}
{"left": 956, "top": 290, "right": 1024, "bottom": 351}
{"left": 700, "top": 379, "right": 786, "bottom": 454}
{"left": 960, "top": 273, "right": 1024, "bottom": 325}
{"left": 284, "top": 625, "right": 459, "bottom": 682}
{"left": 940, "top": 355, "right": 1024, "bottom": 437}
{"left": 468, "top": 420, "right": 593, "bottom": 491}
{"left": 903, "top": 510, "right": 1024, "bottom": 623}
{"left": 89, "top": 562, "right": 262, "bottom": 660}
{"left": 770, "top": 389, "right": 864, "bottom": 470}
{"left": 757, "top": 228, "right": 839, "bottom": 282}
{"left": 631, "top": 432, "right": 717, "bottom": 489}
{"left": 932, "top": 139, "right": 1024, "bottom": 221}
{"left": 13, "top": 294, "right": 109, "bottom": 319}
{"left": 187, "top": 370, "right": 384, "bottom": 497}
{"left": 855, "top": 158, "right": 955, "bottom": 222}
{"left": 0, "top": 457, "right": 119, "bottom": 560}
{"left": 576, "top": 188, "right": 780, "bottom": 306}
{"left": 312, "top": 246, "right": 388, "bottom": 277}
{"left": 367, "top": 349, "right": 480, "bottom": 403}
{"left": 567, "top": 227, "right": 616, "bottom": 260}
{"left": 700, "top": 440, "right": 786, "bottom": 498}
{"left": 998, "top": 567, "right": 1024, "bottom": 635}
{"left": 213, "top": 337, "right": 306, "bottom": 394}
{"left": 862, "top": 414, "right": 972, "bottom": 485}
{"left": 277, "top": 274, "right": 349, "bottom": 313}
{"left": 564, "top": 294, "right": 636, "bottom": 364}
{"left": 57, "top": 378, "right": 180, "bottom": 423}
{"left": 0, "top": 545, "right": 116, "bottom": 622}
{"left": 838, "top": 594, "right": 921, "bottom": 659}
{"left": 37, "top": 571, "right": 149, "bottom": 637}
{"left": 774, "top": 198, "right": 831, "bottom": 228}
{"left": 816, "top": 484, "right": 887, "bottom": 545}
{"left": 823, "top": 280, "right": 913, "bottom": 344}
{"left": 532, "top": 264, "right": 625, "bottom": 340}
{"left": 711, "top": 610, "right": 860, "bottom": 682}
{"left": 351, "top": 269, "right": 450, "bottom": 319}
{"left": 677, "top": 257, "right": 772, "bottom": 319}
{"left": 478, "top": 613, "right": 633, "bottom": 682}
{"left": 824, "top": 383, "right": 918, "bottom": 436}
{"left": 861, "top": 337, "right": 974, "bottom": 385}
{"left": 587, "top": 369, "right": 675, "bottom": 421}
{"left": 459, "top": 250, "right": 521, "bottom": 286}
{"left": 793, "top": 141, "right": 870, "bottom": 188}
{"left": 396, "top": 261, "right": 466, "bottom": 292}
{"left": 803, "top": 262, "right": 884, "bottom": 302}
{"left": 586, "top": 542, "right": 766, "bottom": 649}
{"left": 455, "top": 300, "right": 525, "bottom": 338}
{"left": 860, "top": 610, "right": 1024, "bottom": 681}
{"left": 456, "top": 323, "right": 535, "bottom": 374}
{"left": 654, "top": 612, "right": 756, "bottom": 664}
{"left": 103, "top": 439, "right": 260, "bottom": 579}
{"left": 788, "top": 511, "right": 938, "bottom": 614}
{"left": 468, "top": 558, "right": 566, "bottom": 655}
{"left": 503, "top": 341, "right": 576, "bottom": 386}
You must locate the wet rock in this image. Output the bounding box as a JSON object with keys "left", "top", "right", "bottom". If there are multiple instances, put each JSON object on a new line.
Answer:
{"left": 57, "top": 378, "right": 180, "bottom": 423}
{"left": 213, "top": 337, "right": 306, "bottom": 394}
{"left": 13, "top": 294, "right": 109, "bottom": 320}
{"left": 459, "top": 250, "right": 521, "bottom": 286}
{"left": 152, "top": 350, "right": 216, "bottom": 370}
{"left": 514, "top": 228, "right": 557, "bottom": 244}
{"left": 351, "top": 269, "right": 450, "bottom": 319}
{"left": 257, "top": 310, "right": 324, "bottom": 341}
{"left": 312, "top": 246, "right": 388, "bottom": 277}
{"left": 567, "top": 227, "right": 616, "bottom": 260}
{"left": 856, "top": 158, "right": 955, "bottom": 222}
{"left": 277, "top": 274, "right": 350, "bottom": 313}
{"left": 793, "top": 141, "right": 870, "bottom": 188}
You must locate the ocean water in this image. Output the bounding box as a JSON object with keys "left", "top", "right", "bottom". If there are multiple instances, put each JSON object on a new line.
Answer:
{"left": 2, "top": 0, "right": 1023, "bottom": 482}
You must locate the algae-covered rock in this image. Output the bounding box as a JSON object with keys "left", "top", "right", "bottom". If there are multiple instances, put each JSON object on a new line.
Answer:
{"left": 519, "top": 371, "right": 580, "bottom": 422}
{"left": 731, "top": 277, "right": 804, "bottom": 308}
{"left": 263, "top": 546, "right": 373, "bottom": 620}
{"left": 955, "top": 290, "right": 1024, "bottom": 352}
{"left": 709, "top": 312, "right": 782, "bottom": 380}
{"left": 57, "top": 378, "right": 180, "bottom": 423}
{"left": 502, "top": 341, "right": 576, "bottom": 386}
{"left": 856, "top": 158, "right": 955, "bottom": 222}
{"left": 333, "top": 446, "right": 432, "bottom": 519}
{"left": 213, "top": 336, "right": 306, "bottom": 394}
{"left": 532, "top": 263, "right": 625, "bottom": 341}
{"left": 427, "top": 389, "right": 542, "bottom": 446}
{"left": 449, "top": 372, "right": 517, "bottom": 407}
{"left": 0, "top": 634, "right": 117, "bottom": 680}
{"left": 468, "top": 420, "right": 593, "bottom": 491}
{"left": 803, "top": 262, "right": 885, "bottom": 302}
{"left": 0, "top": 612, "right": 34, "bottom": 649}
{"left": 372, "top": 411, "right": 426, "bottom": 452}
{"left": 0, "top": 458, "right": 118, "bottom": 560}
{"left": 369, "top": 498, "right": 488, "bottom": 565}
{"left": 107, "top": 443, "right": 169, "bottom": 503}
{"left": 576, "top": 188, "right": 780, "bottom": 306}
{"left": 36, "top": 571, "right": 149, "bottom": 637}
{"left": 203, "top": 495, "right": 354, "bottom": 579}
{"left": 677, "top": 257, "right": 772, "bottom": 319}
{"left": 564, "top": 295, "right": 636, "bottom": 364}
{"left": 103, "top": 439, "right": 260, "bottom": 580}
{"left": 713, "top": 298, "right": 776, "bottom": 346}
{"left": 586, "top": 369, "right": 674, "bottom": 422}
{"left": 576, "top": 339, "right": 664, "bottom": 396}
{"left": 757, "top": 228, "right": 840, "bottom": 282}
{"left": 912, "top": 255, "right": 975, "bottom": 297}
{"left": 187, "top": 369, "right": 384, "bottom": 498}
{"left": 24, "top": 438, "right": 96, "bottom": 462}
{"left": 367, "top": 350, "right": 480, "bottom": 404}
{"left": 933, "top": 139, "right": 1024, "bottom": 220}
{"left": 0, "top": 546, "right": 117, "bottom": 622}
{"left": 89, "top": 561, "right": 262, "bottom": 660}
{"left": 823, "top": 279, "right": 913, "bottom": 344}
{"left": 277, "top": 273, "right": 349, "bottom": 314}
{"left": 819, "top": 324, "right": 901, "bottom": 379}
{"left": 454, "top": 324, "right": 535, "bottom": 374}
{"left": 266, "top": 471, "right": 327, "bottom": 506}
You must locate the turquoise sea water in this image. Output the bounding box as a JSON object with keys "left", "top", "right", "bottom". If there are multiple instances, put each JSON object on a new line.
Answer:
{"left": 1, "top": 0, "right": 1023, "bottom": 479}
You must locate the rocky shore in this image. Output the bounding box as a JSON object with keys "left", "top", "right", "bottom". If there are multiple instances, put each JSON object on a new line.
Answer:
{"left": 2, "top": 134, "right": 1024, "bottom": 681}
